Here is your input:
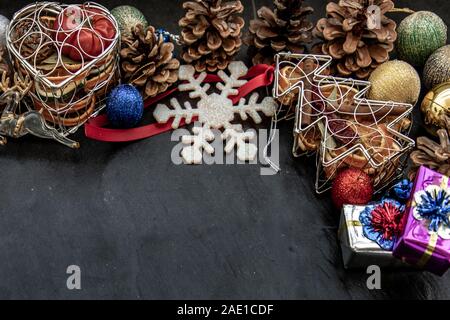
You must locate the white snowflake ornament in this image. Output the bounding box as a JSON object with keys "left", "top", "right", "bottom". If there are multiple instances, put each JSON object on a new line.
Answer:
{"left": 153, "top": 61, "right": 277, "bottom": 164}
{"left": 181, "top": 126, "right": 215, "bottom": 165}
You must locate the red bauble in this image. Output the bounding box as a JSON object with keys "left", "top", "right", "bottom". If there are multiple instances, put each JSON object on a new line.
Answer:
{"left": 331, "top": 168, "right": 374, "bottom": 209}
{"left": 55, "top": 5, "right": 116, "bottom": 61}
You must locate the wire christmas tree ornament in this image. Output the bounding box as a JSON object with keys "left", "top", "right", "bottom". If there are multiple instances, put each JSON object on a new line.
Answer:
{"left": 4, "top": 1, "right": 120, "bottom": 147}
{"left": 274, "top": 53, "right": 415, "bottom": 194}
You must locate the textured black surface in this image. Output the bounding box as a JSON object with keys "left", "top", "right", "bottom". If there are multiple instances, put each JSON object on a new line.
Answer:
{"left": 0, "top": 0, "right": 449, "bottom": 300}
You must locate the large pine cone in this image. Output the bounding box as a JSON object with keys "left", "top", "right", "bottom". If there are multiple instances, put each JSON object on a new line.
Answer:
{"left": 120, "top": 25, "right": 180, "bottom": 99}
{"left": 313, "top": 0, "right": 397, "bottom": 79}
{"left": 179, "top": 0, "right": 245, "bottom": 72}
{"left": 410, "top": 123, "right": 450, "bottom": 179}
{"left": 245, "top": 0, "right": 314, "bottom": 65}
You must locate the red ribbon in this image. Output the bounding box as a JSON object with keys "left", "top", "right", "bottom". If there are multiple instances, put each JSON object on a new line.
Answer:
{"left": 84, "top": 64, "right": 275, "bottom": 142}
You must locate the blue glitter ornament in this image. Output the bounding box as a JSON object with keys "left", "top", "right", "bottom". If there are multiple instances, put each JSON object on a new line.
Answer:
{"left": 156, "top": 28, "right": 171, "bottom": 43}
{"left": 106, "top": 84, "right": 144, "bottom": 128}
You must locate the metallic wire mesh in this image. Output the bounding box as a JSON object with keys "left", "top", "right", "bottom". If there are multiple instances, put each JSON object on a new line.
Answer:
{"left": 6, "top": 1, "right": 120, "bottom": 137}
{"left": 274, "top": 53, "right": 415, "bottom": 194}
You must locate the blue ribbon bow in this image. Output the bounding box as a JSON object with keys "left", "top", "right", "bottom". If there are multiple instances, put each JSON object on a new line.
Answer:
{"left": 392, "top": 179, "right": 413, "bottom": 202}
{"left": 417, "top": 188, "right": 450, "bottom": 233}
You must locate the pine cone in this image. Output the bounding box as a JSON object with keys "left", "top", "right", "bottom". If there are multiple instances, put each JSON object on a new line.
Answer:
{"left": 313, "top": 0, "right": 397, "bottom": 79}
{"left": 245, "top": 0, "right": 314, "bottom": 65}
{"left": 179, "top": 0, "right": 245, "bottom": 72}
{"left": 120, "top": 25, "right": 180, "bottom": 99}
{"left": 10, "top": 17, "right": 55, "bottom": 64}
{"left": 410, "top": 126, "right": 450, "bottom": 179}
{"left": 0, "top": 48, "right": 10, "bottom": 96}
{"left": 0, "top": 49, "right": 9, "bottom": 76}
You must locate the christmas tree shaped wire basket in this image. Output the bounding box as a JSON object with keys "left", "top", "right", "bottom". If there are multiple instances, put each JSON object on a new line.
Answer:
{"left": 274, "top": 53, "right": 415, "bottom": 194}
{"left": 5, "top": 1, "right": 120, "bottom": 137}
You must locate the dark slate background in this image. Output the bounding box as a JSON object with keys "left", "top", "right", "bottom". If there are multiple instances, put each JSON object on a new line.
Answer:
{"left": 0, "top": 0, "right": 448, "bottom": 300}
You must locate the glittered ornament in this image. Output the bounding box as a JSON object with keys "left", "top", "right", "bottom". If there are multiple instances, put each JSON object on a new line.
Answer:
{"left": 368, "top": 60, "right": 421, "bottom": 105}
{"left": 397, "top": 11, "right": 447, "bottom": 67}
{"left": 421, "top": 81, "right": 450, "bottom": 135}
{"left": 106, "top": 84, "right": 144, "bottom": 128}
{"left": 0, "top": 15, "right": 9, "bottom": 50}
{"left": 111, "top": 5, "right": 148, "bottom": 36}
{"left": 424, "top": 45, "right": 450, "bottom": 90}
{"left": 331, "top": 168, "right": 374, "bottom": 209}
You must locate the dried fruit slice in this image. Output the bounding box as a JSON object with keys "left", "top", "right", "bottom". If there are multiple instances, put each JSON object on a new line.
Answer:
{"left": 297, "top": 126, "right": 322, "bottom": 151}
{"left": 327, "top": 117, "right": 357, "bottom": 145}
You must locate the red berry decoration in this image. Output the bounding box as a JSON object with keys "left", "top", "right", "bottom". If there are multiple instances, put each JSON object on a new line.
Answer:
{"left": 55, "top": 5, "right": 116, "bottom": 61}
{"left": 331, "top": 168, "right": 374, "bottom": 209}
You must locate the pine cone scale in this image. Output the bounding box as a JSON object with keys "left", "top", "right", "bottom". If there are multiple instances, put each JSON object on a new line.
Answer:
{"left": 327, "top": 41, "right": 345, "bottom": 59}
{"left": 258, "top": 7, "right": 278, "bottom": 27}
{"left": 369, "top": 44, "right": 389, "bottom": 63}
{"left": 254, "top": 37, "right": 267, "bottom": 49}
{"left": 181, "top": 30, "right": 198, "bottom": 45}
{"left": 323, "top": 25, "right": 346, "bottom": 41}
{"left": 271, "top": 40, "right": 287, "bottom": 51}
{"left": 256, "top": 26, "right": 279, "bottom": 40}
{"left": 183, "top": 2, "right": 208, "bottom": 15}
{"left": 343, "top": 31, "right": 359, "bottom": 53}
{"left": 356, "top": 46, "right": 372, "bottom": 68}
{"left": 212, "top": 18, "right": 230, "bottom": 37}
{"left": 249, "top": 19, "right": 267, "bottom": 34}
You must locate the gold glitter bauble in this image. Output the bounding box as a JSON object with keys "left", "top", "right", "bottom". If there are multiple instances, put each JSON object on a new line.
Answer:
{"left": 421, "top": 81, "right": 450, "bottom": 135}
{"left": 367, "top": 60, "right": 421, "bottom": 105}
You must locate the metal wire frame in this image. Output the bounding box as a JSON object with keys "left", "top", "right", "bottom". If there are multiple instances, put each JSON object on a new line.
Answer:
{"left": 274, "top": 53, "right": 416, "bottom": 194}
{"left": 5, "top": 1, "right": 120, "bottom": 137}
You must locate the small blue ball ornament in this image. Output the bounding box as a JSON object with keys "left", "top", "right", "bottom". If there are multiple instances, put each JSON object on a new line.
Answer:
{"left": 107, "top": 84, "right": 144, "bottom": 128}
{"left": 156, "top": 28, "right": 171, "bottom": 43}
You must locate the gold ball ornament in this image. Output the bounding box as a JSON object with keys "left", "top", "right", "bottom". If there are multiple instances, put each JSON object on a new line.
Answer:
{"left": 367, "top": 60, "right": 421, "bottom": 105}
{"left": 421, "top": 82, "right": 450, "bottom": 135}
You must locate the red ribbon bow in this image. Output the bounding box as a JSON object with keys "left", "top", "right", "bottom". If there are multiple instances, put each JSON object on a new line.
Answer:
{"left": 84, "top": 64, "right": 275, "bottom": 142}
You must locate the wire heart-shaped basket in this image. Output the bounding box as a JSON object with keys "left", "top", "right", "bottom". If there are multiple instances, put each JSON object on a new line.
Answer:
{"left": 5, "top": 1, "right": 120, "bottom": 138}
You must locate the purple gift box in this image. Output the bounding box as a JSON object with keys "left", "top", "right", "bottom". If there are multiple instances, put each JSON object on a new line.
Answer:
{"left": 393, "top": 166, "right": 450, "bottom": 276}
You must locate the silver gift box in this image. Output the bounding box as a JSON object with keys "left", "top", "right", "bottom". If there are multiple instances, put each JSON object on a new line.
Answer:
{"left": 339, "top": 204, "right": 405, "bottom": 269}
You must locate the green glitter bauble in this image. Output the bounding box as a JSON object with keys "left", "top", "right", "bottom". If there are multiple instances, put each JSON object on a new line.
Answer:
{"left": 111, "top": 5, "right": 148, "bottom": 36}
{"left": 424, "top": 45, "right": 450, "bottom": 89}
{"left": 397, "top": 11, "right": 447, "bottom": 67}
